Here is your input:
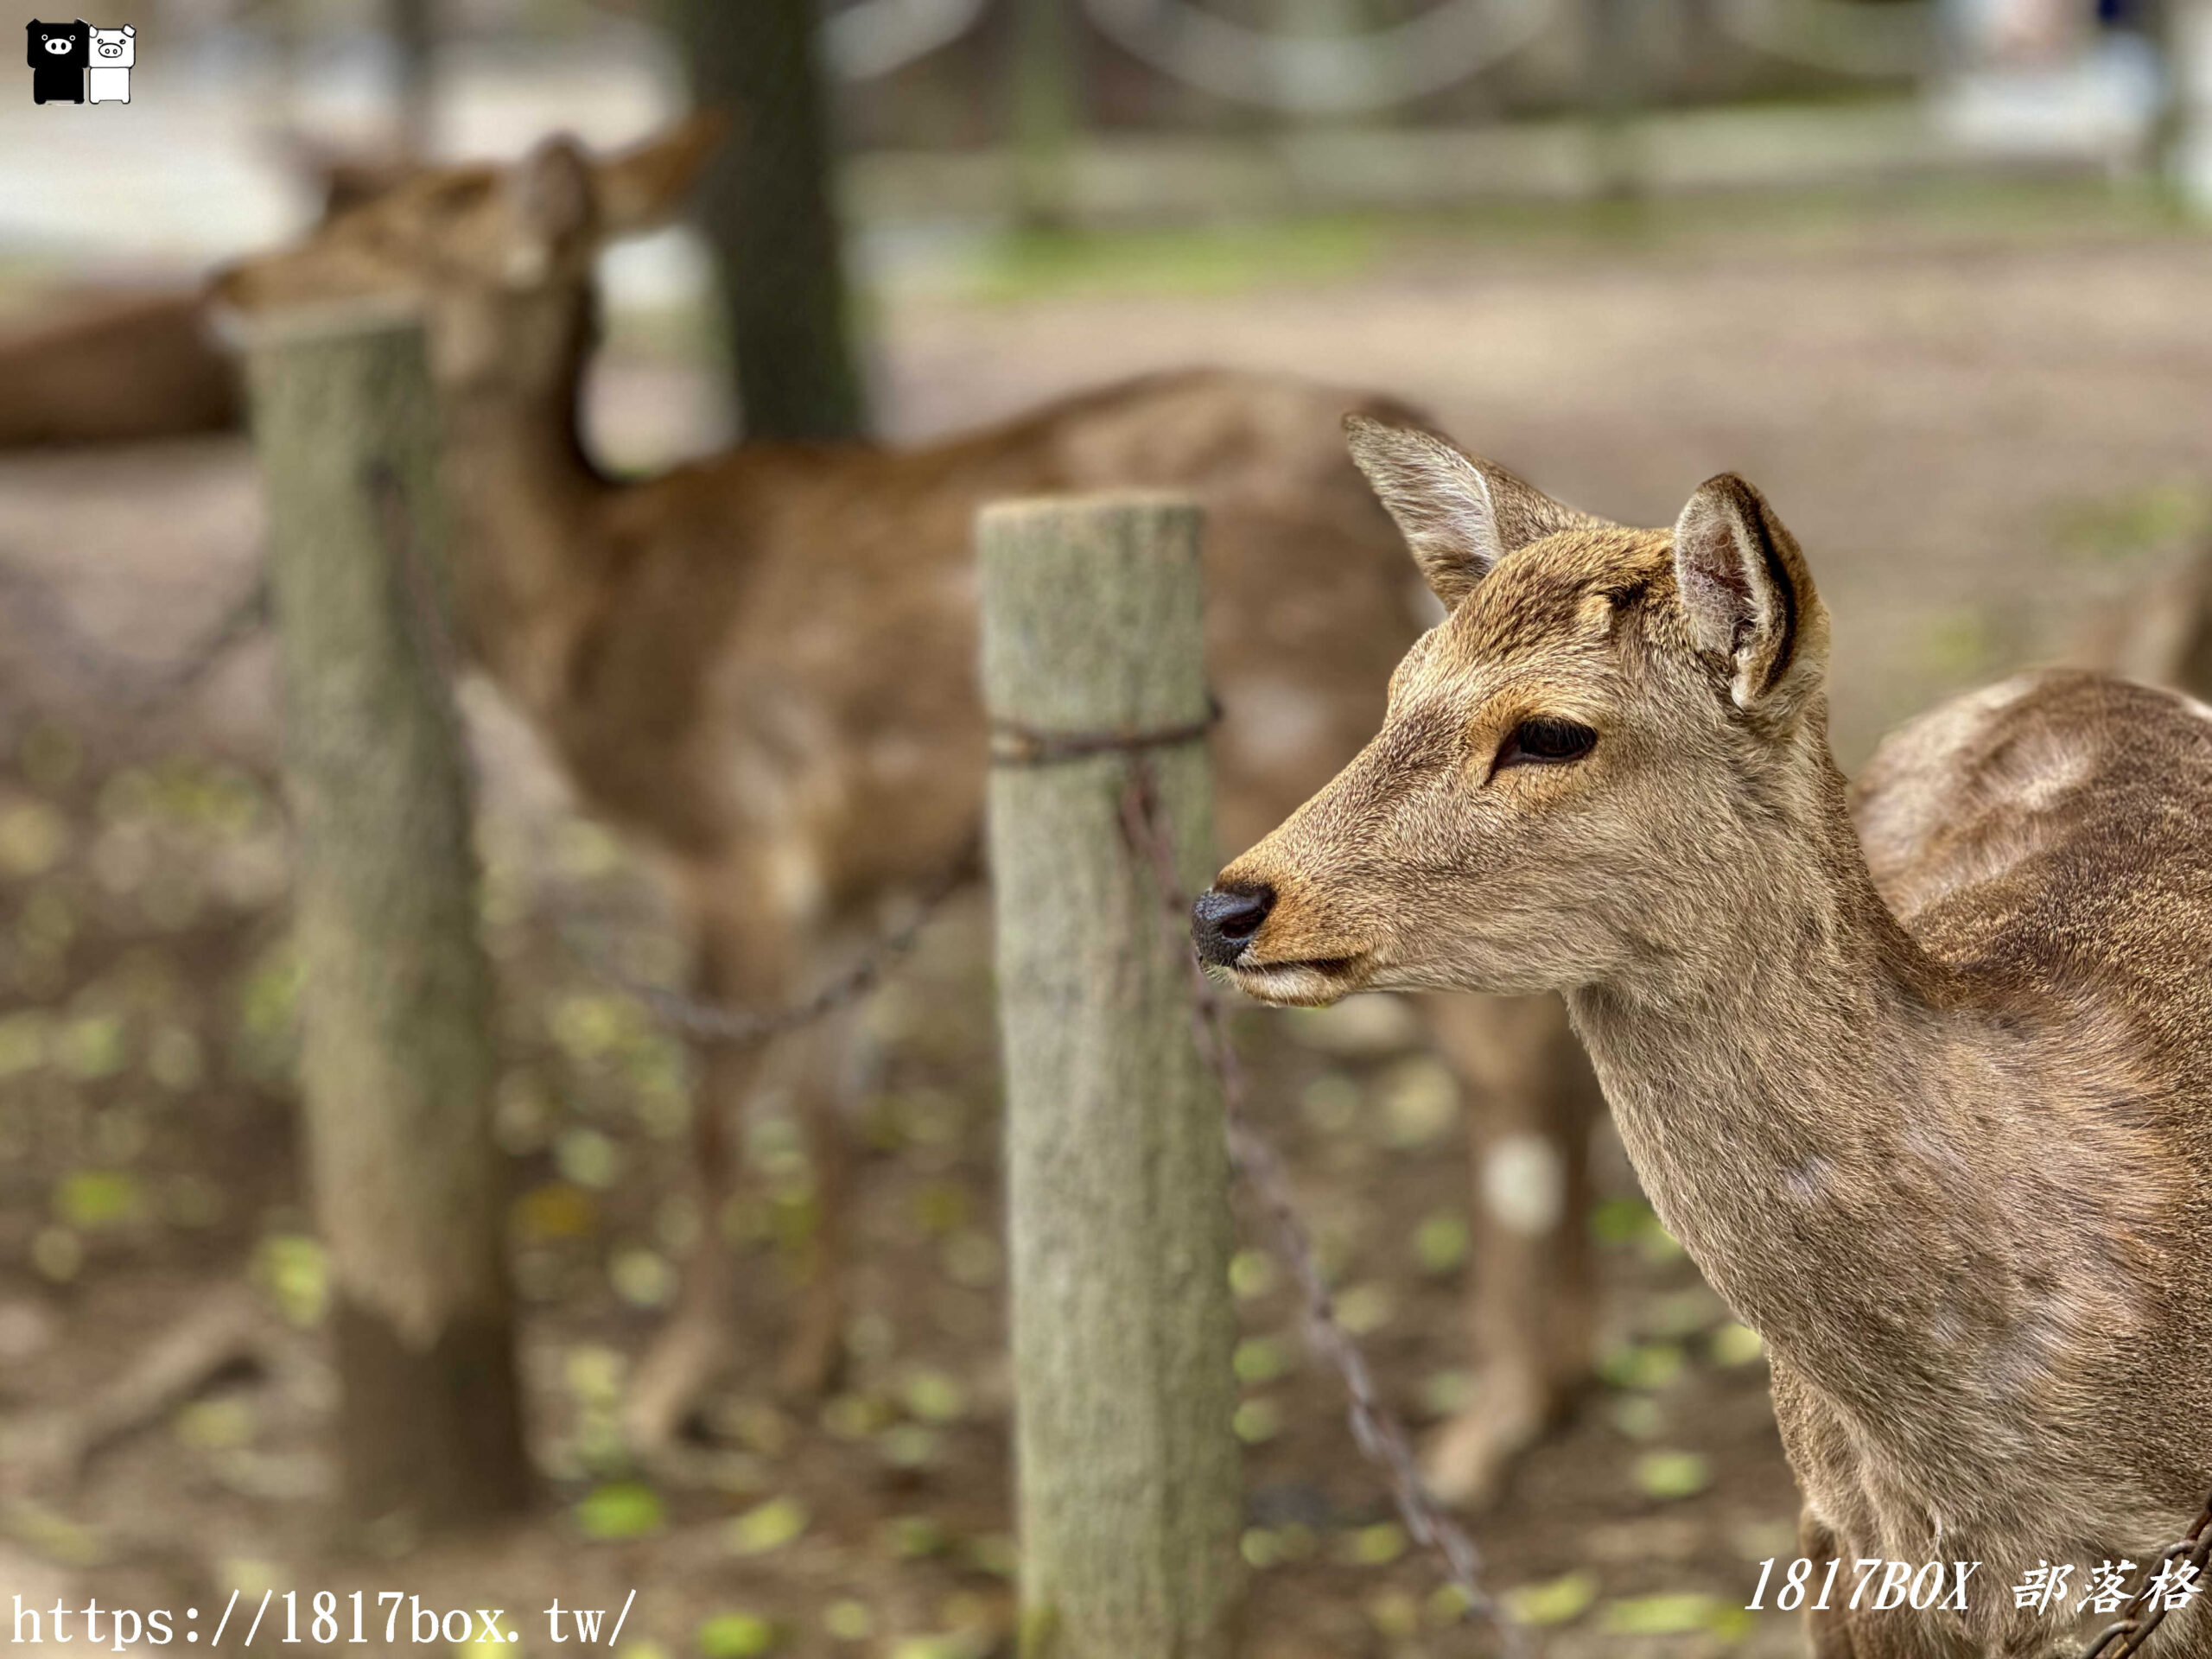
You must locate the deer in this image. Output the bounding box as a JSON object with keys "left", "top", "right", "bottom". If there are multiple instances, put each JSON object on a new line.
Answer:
{"left": 0, "top": 151, "right": 410, "bottom": 450}
{"left": 207, "top": 117, "right": 1607, "bottom": 1489}
{"left": 0, "top": 288, "right": 241, "bottom": 448}
{"left": 1194, "top": 415, "right": 2212, "bottom": 1656}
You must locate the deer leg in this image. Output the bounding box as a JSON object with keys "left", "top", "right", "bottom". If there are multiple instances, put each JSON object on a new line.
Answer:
{"left": 621, "top": 888, "right": 791, "bottom": 1455}
{"left": 773, "top": 998, "right": 871, "bottom": 1401}
{"left": 1415, "top": 990, "right": 1603, "bottom": 1511}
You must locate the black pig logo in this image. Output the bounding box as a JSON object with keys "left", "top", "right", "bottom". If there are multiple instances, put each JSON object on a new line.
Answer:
{"left": 27, "top": 19, "right": 90, "bottom": 106}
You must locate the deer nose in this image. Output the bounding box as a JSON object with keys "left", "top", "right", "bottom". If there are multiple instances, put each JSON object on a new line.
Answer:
{"left": 1191, "top": 883, "right": 1274, "bottom": 966}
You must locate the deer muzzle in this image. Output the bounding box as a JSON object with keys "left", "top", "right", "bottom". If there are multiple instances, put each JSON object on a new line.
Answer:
{"left": 1191, "top": 882, "right": 1275, "bottom": 967}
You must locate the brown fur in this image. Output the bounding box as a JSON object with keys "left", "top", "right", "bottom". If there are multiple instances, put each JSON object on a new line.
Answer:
{"left": 1211, "top": 417, "right": 2212, "bottom": 1656}
{"left": 212, "top": 123, "right": 1605, "bottom": 1484}
{"left": 0, "top": 289, "right": 239, "bottom": 448}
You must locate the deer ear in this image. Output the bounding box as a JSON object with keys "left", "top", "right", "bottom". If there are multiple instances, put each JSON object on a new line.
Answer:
{"left": 1345, "top": 415, "right": 1602, "bottom": 609}
{"left": 596, "top": 111, "right": 732, "bottom": 236}
{"left": 508, "top": 135, "right": 595, "bottom": 284}
{"left": 1671, "top": 474, "right": 1824, "bottom": 711}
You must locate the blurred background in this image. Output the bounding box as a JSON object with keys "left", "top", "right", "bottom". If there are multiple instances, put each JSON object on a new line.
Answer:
{"left": 3, "top": 2, "right": 2211, "bottom": 1656}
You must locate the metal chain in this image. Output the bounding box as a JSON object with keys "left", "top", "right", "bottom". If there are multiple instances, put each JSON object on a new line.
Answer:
{"left": 1710, "top": 0, "right": 1936, "bottom": 79}
{"left": 2081, "top": 1489, "right": 2212, "bottom": 1659}
{"left": 1081, "top": 0, "right": 1559, "bottom": 118}
{"left": 990, "top": 702, "right": 1221, "bottom": 768}
{"left": 0, "top": 553, "right": 268, "bottom": 721}
{"left": 1109, "top": 749, "right": 1523, "bottom": 1659}
{"left": 546, "top": 850, "right": 974, "bottom": 1051}
{"left": 823, "top": 0, "right": 989, "bottom": 80}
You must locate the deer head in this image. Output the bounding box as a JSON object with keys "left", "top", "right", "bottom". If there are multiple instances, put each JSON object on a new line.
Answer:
{"left": 211, "top": 115, "right": 726, "bottom": 400}
{"left": 1193, "top": 415, "right": 1834, "bottom": 1006}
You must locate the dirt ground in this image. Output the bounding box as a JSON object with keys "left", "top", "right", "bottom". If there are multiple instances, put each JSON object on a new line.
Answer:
{"left": 3, "top": 183, "right": 2210, "bottom": 1659}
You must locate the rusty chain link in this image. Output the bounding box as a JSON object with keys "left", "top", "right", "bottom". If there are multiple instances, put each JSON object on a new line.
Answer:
{"left": 0, "top": 552, "right": 268, "bottom": 724}
{"left": 546, "top": 850, "right": 975, "bottom": 1051}
{"left": 2081, "top": 1491, "right": 2212, "bottom": 1659}
{"left": 989, "top": 702, "right": 1222, "bottom": 767}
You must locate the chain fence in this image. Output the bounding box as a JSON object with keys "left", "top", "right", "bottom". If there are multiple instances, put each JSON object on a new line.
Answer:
{"left": 1079, "top": 0, "right": 1560, "bottom": 117}
{"left": 1711, "top": 0, "right": 1936, "bottom": 78}
{"left": 2081, "top": 1491, "right": 2212, "bottom": 1659}
{"left": 11, "top": 530, "right": 2210, "bottom": 1657}
{"left": 827, "top": 0, "right": 1938, "bottom": 104}
{"left": 0, "top": 553, "right": 268, "bottom": 731}
{"left": 825, "top": 0, "right": 992, "bottom": 79}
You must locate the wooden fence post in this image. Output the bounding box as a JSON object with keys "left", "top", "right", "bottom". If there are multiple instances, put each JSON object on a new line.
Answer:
{"left": 243, "top": 310, "right": 531, "bottom": 1532}
{"left": 979, "top": 497, "right": 1243, "bottom": 1658}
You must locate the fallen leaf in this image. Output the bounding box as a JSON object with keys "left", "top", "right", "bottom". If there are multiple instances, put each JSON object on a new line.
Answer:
{"left": 1635, "top": 1449, "right": 1713, "bottom": 1500}
{"left": 726, "top": 1496, "right": 808, "bottom": 1556}
{"left": 696, "top": 1611, "right": 782, "bottom": 1657}
{"left": 1506, "top": 1571, "right": 1599, "bottom": 1627}
{"left": 575, "top": 1481, "right": 664, "bottom": 1541}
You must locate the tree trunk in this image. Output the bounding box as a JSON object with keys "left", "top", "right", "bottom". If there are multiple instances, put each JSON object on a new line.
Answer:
{"left": 244, "top": 312, "right": 531, "bottom": 1534}
{"left": 389, "top": 0, "right": 437, "bottom": 160}
{"left": 1007, "top": 0, "right": 1079, "bottom": 230}
{"left": 1586, "top": 0, "right": 1647, "bottom": 201}
{"left": 978, "top": 498, "right": 1243, "bottom": 1659}
{"left": 668, "top": 0, "right": 868, "bottom": 441}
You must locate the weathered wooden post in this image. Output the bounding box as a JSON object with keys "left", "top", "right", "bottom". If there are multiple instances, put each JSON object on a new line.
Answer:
{"left": 979, "top": 497, "right": 1243, "bottom": 1657}
{"left": 242, "top": 310, "right": 531, "bottom": 1532}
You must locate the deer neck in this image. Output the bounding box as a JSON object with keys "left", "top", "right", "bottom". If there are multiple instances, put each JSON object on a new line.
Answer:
{"left": 434, "top": 292, "right": 614, "bottom": 721}
{"left": 1563, "top": 734, "right": 2096, "bottom": 1428}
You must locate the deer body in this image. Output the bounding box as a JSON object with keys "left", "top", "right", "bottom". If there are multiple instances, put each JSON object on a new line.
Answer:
{"left": 1585, "top": 675, "right": 2212, "bottom": 1654}
{"left": 444, "top": 341, "right": 1421, "bottom": 900}
{"left": 216, "top": 124, "right": 1604, "bottom": 1483}
{"left": 1203, "top": 419, "right": 2212, "bottom": 1655}
{"left": 0, "top": 289, "right": 240, "bottom": 448}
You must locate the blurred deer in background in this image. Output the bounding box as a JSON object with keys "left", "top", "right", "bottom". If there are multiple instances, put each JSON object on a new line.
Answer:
{"left": 0, "top": 147, "right": 411, "bottom": 450}
{"left": 213, "top": 118, "right": 1603, "bottom": 1492}
{"left": 0, "top": 290, "right": 242, "bottom": 448}
{"left": 1199, "top": 416, "right": 2212, "bottom": 1656}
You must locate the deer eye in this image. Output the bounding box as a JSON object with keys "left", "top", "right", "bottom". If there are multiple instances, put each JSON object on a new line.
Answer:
{"left": 1497, "top": 716, "right": 1597, "bottom": 769}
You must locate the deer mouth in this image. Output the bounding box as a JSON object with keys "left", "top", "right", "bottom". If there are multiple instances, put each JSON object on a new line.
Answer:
{"left": 1224, "top": 953, "right": 1370, "bottom": 1007}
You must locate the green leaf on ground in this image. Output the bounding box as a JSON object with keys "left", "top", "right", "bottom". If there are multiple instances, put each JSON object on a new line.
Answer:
{"left": 1600, "top": 1341, "right": 1686, "bottom": 1392}
{"left": 1339, "top": 1522, "right": 1408, "bottom": 1567}
{"left": 1600, "top": 1593, "right": 1734, "bottom": 1637}
{"left": 1635, "top": 1449, "right": 1714, "bottom": 1500}
{"left": 823, "top": 1600, "right": 872, "bottom": 1641}
{"left": 696, "top": 1611, "right": 782, "bottom": 1657}
{"left": 1414, "top": 1211, "right": 1469, "bottom": 1274}
{"left": 726, "top": 1496, "right": 807, "bottom": 1556}
{"left": 575, "top": 1481, "right": 664, "bottom": 1541}
{"left": 1507, "top": 1571, "right": 1598, "bottom": 1627}
{"left": 54, "top": 1168, "right": 142, "bottom": 1230}
{"left": 1231, "top": 1399, "right": 1283, "bottom": 1444}
{"left": 254, "top": 1234, "right": 327, "bottom": 1327}
{"left": 1710, "top": 1321, "right": 1765, "bottom": 1366}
